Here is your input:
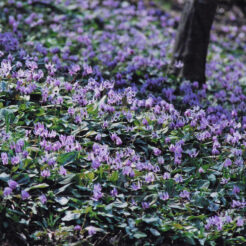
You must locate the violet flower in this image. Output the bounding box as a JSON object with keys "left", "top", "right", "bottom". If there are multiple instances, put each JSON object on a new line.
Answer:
{"left": 110, "top": 188, "right": 118, "bottom": 197}
{"left": 8, "top": 180, "right": 18, "bottom": 189}
{"left": 59, "top": 166, "right": 67, "bottom": 176}
{"left": 21, "top": 190, "right": 30, "bottom": 200}
{"left": 74, "top": 225, "right": 82, "bottom": 231}
{"left": 159, "top": 192, "right": 169, "bottom": 201}
{"left": 1, "top": 152, "right": 8, "bottom": 165}
{"left": 3, "top": 187, "right": 12, "bottom": 197}
{"left": 11, "top": 155, "right": 20, "bottom": 165}
{"left": 41, "top": 169, "right": 50, "bottom": 178}
{"left": 232, "top": 185, "right": 240, "bottom": 195}
{"left": 142, "top": 202, "right": 150, "bottom": 209}
{"left": 39, "top": 194, "right": 47, "bottom": 204}
{"left": 163, "top": 172, "right": 170, "bottom": 180}
{"left": 92, "top": 183, "right": 103, "bottom": 201}
{"left": 237, "top": 218, "right": 244, "bottom": 227}
{"left": 87, "top": 226, "right": 96, "bottom": 236}
{"left": 179, "top": 190, "right": 190, "bottom": 200}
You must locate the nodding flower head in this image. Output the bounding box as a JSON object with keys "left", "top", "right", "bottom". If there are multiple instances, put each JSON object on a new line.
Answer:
{"left": 21, "top": 190, "right": 30, "bottom": 200}
{"left": 8, "top": 180, "right": 18, "bottom": 189}
{"left": 3, "top": 187, "right": 12, "bottom": 197}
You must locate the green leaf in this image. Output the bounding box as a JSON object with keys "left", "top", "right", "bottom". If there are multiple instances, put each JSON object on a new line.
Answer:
{"left": 142, "top": 216, "right": 160, "bottom": 224}
{"left": 187, "top": 215, "right": 206, "bottom": 221}
{"left": 55, "top": 183, "right": 72, "bottom": 195}
{"left": 113, "top": 202, "right": 128, "bottom": 208}
{"left": 134, "top": 232, "right": 147, "bottom": 239}
{"left": 198, "top": 180, "right": 210, "bottom": 189}
{"left": 172, "top": 223, "right": 183, "bottom": 229}
{"left": 55, "top": 197, "right": 69, "bottom": 205}
{"left": 109, "top": 171, "right": 118, "bottom": 182}
{"left": 149, "top": 228, "right": 160, "bottom": 236}
{"left": 184, "top": 237, "right": 196, "bottom": 245}
{"left": 62, "top": 211, "right": 80, "bottom": 221}
{"left": 29, "top": 183, "right": 49, "bottom": 190}
{"left": 0, "top": 81, "right": 8, "bottom": 92}
{"left": 0, "top": 173, "right": 10, "bottom": 181}
{"left": 59, "top": 174, "right": 76, "bottom": 185}
{"left": 183, "top": 167, "right": 196, "bottom": 173}
{"left": 85, "top": 171, "right": 94, "bottom": 181}
{"left": 57, "top": 152, "right": 78, "bottom": 165}
{"left": 208, "top": 174, "right": 216, "bottom": 183}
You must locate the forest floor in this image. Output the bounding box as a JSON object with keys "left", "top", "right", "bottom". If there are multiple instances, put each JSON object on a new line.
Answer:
{"left": 0, "top": 1, "right": 246, "bottom": 245}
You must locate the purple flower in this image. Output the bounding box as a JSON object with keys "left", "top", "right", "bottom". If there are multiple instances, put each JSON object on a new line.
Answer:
{"left": 110, "top": 188, "right": 118, "bottom": 197}
{"left": 95, "top": 133, "right": 102, "bottom": 141}
{"left": 179, "top": 190, "right": 190, "bottom": 200}
{"left": 223, "top": 158, "right": 232, "bottom": 167}
{"left": 87, "top": 226, "right": 96, "bottom": 236}
{"left": 159, "top": 192, "right": 169, "bottom": 201}
{"left": 158, "top": 156, "right": 164, "bottom": 164}
{"left": 102, "top": 121, "right": 108, "bottom": 129}
{"left": 145, "top": 173, "right": 155, "bottom": 183}
{"left": 111, "top": 133, "right": 122, "bottom": 146}
{"left": 8, "top": 180, "right": 18, "bottom": 189}
{"left": 232, "top": 185, "right": 240, "bottom": 195}
{"left": 68, "top": 107, "right": 75, "bottom": 115}
{"left": 165, "top": 137, "right": 171, "bottom": 144}
{"left": 115, "top": 137, "right": 122, "bottom": 145}
{"left": 41, "top": 169, "right": 50, "bottom": 178}
{"left": 92, "top": 159, "right": 101, "bottom": 169}
{"left": 131, "top": 198, "right": 137, "bottom": 206}
{"left": 59, "top": 166, "right": 67, "bottom": 176}
{"left": 74, "top": 225, "right": 82, "bottom": 231}
{"left": 231, "top": 200, "right": 245, "bottom": 208}
{"left": 237, "top": 218, "right": 244, "bottom": 227}
{"left": 205, "top": 216, "right": 223, "bottom": 231}
{"left": 153, "top": 147, "right": 161, "bottom": 156}
{"left": 3, "top": 187, "right": 12, "bottom": 197}
{"left": 145, "top": 97, "right": 154, "bottom": 108}
{"left": 11, "top": 155, "right": 20, "bottom": 165}
{"left": 163, "top": 172, "right": 170, "bottom": 180}
{"left": 21, "top": 190, "right": 30, "bottom": 200}
{"left": 92, "top": 183, "right": 103, "bottom": 201}
{"left": 225, "top": 215, "right": 232, "bottom": 223}
{"left": 198, "top": 167, "right": 205, "bottom": 173}
{"left": 142, "top": 118, "right": 148, "bottom": 126}
{"left": 83, "top": 64, "right": 93, "bottom": 75}
{"left": 174, "top": 174, "right": 183, "bottom": 183}
{"left": 39, "top": 194, "right": 47, "bottom": 204}
{"left": 220, "top": 178, "right": 230, "bottom": 184}
{"left": 122, "top": 166, "right": 134, "bottom": 177}
{"left": 131, "top": 181, "right": 141, "bottom": 191}
{"left": 141, "top": 202, "right": 150, "bottom": 209}
{"left": 235, "top": 158, "right": 243, "bottom": 167}
{"left": 1, "top": 152, "right": 8, "bottom": 165}
{"left": 174, "top": 60, "right": 183, "bottom": 68}
{"left": 187, "top": 149, "right": 198, "bottom": 158}
{"left": 0, "top": 60, "right": 12, "bottom": 77}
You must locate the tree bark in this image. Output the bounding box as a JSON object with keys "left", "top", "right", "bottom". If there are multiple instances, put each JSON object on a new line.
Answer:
{"left": 170, "top": 0, "right": 217, "bottom": 86}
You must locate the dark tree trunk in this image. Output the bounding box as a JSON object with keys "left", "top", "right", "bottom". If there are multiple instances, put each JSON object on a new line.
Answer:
{"left": 170, "top": 0, "right": 217, "bottom": 86}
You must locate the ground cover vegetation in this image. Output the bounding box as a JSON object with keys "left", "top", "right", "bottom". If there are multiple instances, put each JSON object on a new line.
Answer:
{"left": 0, "top": 0, "right": 246, "bottom": 245}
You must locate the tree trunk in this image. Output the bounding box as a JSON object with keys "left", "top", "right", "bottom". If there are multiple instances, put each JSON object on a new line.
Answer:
{"left": 170, "top": 0, "right": 217, "bottom": 86}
